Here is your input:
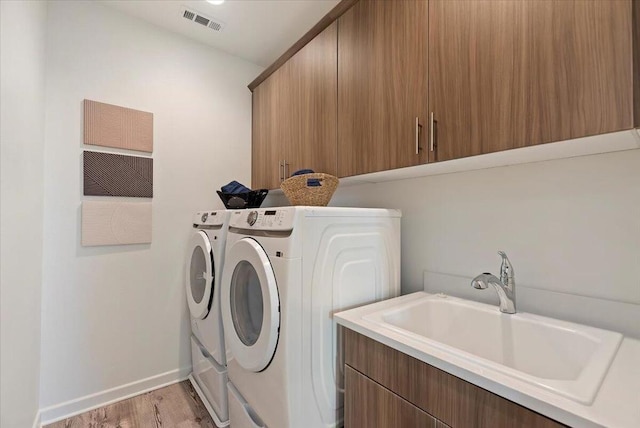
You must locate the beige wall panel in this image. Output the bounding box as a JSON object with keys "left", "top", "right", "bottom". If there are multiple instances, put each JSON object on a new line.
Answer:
{"left": 84, "top": 99, "right": 153, "bottom": 152}
{"left": 81, "top": 201, "right": 152, "bottom": 246}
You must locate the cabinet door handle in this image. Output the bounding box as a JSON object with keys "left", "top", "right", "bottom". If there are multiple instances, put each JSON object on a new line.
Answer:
{"left": 278, "top": 160, "right": 284, "bottom": 182}
{"left": 415, "top": 117, "right": 422, "bottom": 155}
{"left": 284, "top": 161, "right": 290, "bottom": 179}
{"left": 429, "top": 112, "right": 435, "bottom": 152}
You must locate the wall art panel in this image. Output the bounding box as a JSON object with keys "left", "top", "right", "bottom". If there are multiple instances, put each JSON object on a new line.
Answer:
{"left": 83, "top": 99, "right": 153, "bottom": 152}
{"left": 83, "top": 151, "right": 153, "bottom": 197}
{"left": 81, "top": 201, "right": 152, "bottom": 246}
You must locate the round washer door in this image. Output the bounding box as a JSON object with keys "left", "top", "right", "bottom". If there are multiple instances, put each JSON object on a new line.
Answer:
{"left": 186, "top": 231, "right": 214, "bottom": 319}
{"left": 221, "top": 238, "right": 280, "bottom": 372}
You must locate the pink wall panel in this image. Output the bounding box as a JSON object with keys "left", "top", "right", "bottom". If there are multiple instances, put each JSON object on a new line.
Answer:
{"left": 84, "top": 99, "right": 153, "bottom": 152}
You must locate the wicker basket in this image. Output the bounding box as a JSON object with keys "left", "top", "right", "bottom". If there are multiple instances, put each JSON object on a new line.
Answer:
{"left": 280, "top": 173, "right": 339, "bottom": 206}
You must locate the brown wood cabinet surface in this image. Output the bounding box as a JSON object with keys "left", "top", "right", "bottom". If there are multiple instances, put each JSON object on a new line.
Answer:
{"left": 248, "top": 0, "right": 357, "bottom": 91}
{"left": 429, "top": 0, "right": 634, "bottom": 162}
{"left": 253, "top": 0, "right": 637, "bottom": 184}
{"left": 634, "top": 0, "right": 640, "bottom": 127}
{"left": 344, "top": 329, "right": 565, "bottom": 428}
{"left": 251, "top": 70, "right": 284, "bottom": 190}
{"left": 345, "top": 366, "right": 440, "bottom": 428}
{"left": 251, "top": 23, "right": 338, "bottom": 190}
{"left": 337, "top": 0, "right": 429, "bottom": 177}
{"left": 284, "top": 21, "right": 338, "bottom": 178}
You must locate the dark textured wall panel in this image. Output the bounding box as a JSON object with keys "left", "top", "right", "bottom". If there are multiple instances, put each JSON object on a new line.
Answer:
{"left": 84, "top": 151, "right": 153, "bottom": 197}
{"left": 84, "top": 99, "right": 153, "bottom": 153}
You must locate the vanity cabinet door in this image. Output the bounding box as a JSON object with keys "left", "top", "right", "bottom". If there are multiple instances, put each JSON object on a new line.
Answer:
{"left": 337, "top": 0, "right": 429, "bottom": 177}
{"left": 428, "top": 0, "right": 634, "bottom": 162}
{"left": 345, "top": 366, "right": 438, "bottom": 428}
{"left": 344, "top": 329, "right": 564, "bottom": 428}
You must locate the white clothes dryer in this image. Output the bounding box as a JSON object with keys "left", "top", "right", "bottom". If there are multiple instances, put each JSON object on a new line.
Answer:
{"left": 186, "top": 210, "right": 231, "bottom": 427}
{"left": 221, "top": 207, "right": 401, "bottom": 428}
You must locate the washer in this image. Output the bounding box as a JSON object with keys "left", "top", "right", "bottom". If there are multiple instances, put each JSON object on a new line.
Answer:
{"left": 221, "top": 207, "right": 401, "bottom": 428}
{"left": 186, "top": 210, "right": 231, "bottom": 427}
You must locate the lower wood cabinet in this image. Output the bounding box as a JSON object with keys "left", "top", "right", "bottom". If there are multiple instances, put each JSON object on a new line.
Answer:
{"left": 343, "top": 328, "right": 564, "bottom": 428}
{"left": 345, "top": 365, "right": 442, "bottom": 428}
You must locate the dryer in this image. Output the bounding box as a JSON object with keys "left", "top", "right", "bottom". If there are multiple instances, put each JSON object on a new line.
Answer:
{"left": 221, "top": 207, "right": 401, "bottom": 428}
{"left": 186, "top": 210, "right": 231, "bottom": 427}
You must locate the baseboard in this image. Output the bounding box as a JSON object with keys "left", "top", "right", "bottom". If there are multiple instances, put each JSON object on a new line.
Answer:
{"left": 31, "top": 410, "right": 41, "bottom": 428}
{"left": 39, "top": 366, "right": 191, "bottom": 426}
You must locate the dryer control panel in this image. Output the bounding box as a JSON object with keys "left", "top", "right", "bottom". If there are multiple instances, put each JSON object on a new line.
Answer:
{"left": 229, "top": 208, "right": 296, "bottom": 231}
{"left": 193, "top": 210, "right": 226, "bottom": 227}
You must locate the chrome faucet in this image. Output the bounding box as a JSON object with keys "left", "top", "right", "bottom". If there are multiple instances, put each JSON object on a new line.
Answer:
{"left": 471, "top": 251, "right": 516, "bottom": 314}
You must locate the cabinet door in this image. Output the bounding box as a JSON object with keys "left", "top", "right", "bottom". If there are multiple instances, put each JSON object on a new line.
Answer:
{"left": 345, "top": 329, "right": 564, "bottom": 428}
{"left": 251, "top": 71, "right": 285, "bottom": 190}
{"left": 284, "top": 22, "right": 338, "bottom": 177}
{"left": 345, "top": 366, "right": 437, "bottom": 428}
{"left": 429, "top": 0, "right": 633, "bottom": 162}
{"left": 338, "top": 0, "right": 429, "bottom": 177}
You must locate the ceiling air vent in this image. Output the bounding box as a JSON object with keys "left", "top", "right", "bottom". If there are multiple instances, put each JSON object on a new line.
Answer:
{"left": 183, "top": 9, "right": 195, "bottom": 20}
{"left": 181, "top": 6, "right": 226, "bottom": 32}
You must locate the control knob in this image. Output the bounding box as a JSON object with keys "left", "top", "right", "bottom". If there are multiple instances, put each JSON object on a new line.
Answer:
{"left": 247, "top": 211, "right": 258, "bottom": 226}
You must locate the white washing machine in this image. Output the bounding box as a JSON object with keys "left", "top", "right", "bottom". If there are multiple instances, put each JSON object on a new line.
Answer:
{"left": 186, "top": 210, "right": 231, "bottom": 427}
{"left": 220, "top": 207, "right": 401, "bottom": 428}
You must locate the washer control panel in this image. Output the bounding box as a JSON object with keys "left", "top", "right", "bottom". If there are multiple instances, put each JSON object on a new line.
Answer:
{"left": 230, "top": 208, "right": 295, "bottom": 231}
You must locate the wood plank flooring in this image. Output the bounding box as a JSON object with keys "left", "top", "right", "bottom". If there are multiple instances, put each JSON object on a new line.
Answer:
{"left": 45, "top": 381, "right": 216, "bottom": 428}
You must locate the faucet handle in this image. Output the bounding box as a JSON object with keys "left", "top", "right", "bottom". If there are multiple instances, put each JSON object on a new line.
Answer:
{"left": 498, "top": 251, "right": 514, "bottom": 284}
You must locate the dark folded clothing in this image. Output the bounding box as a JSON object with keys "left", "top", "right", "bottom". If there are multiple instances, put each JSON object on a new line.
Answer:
{"left": 221, "top": 180, "right": 251, "bottom": 194}
{"left": 292, "top": 169, "right": 314, "bottom": 176}
{"left": 291, "top": 169, "right": 320, "bottom": 187}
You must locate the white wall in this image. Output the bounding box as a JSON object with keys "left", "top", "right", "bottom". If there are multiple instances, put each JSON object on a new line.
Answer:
{"left": 267, "top": 148, "right": 640, "bottom": 338}
{"left": 0, "top": 1, "right": 48, "bottom": 427}
{"left": 39, "top": 0, "right": 262, "bottom": 414}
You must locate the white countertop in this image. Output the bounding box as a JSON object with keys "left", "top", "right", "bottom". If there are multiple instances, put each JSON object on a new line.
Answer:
{"left": 335, "top": 293, "right": 640, "bottom": 428}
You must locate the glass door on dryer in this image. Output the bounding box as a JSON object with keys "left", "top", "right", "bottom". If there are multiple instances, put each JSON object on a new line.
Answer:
{"left": 222, "top": 237, "right": 280, "bottom": 372}
{"left": 186, "top": 231, "right": 215, "bottom": 319}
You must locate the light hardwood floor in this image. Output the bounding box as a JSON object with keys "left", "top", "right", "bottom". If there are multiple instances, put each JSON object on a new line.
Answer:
{"left": 45, "top": 381, "right": 216, "bottom": 428}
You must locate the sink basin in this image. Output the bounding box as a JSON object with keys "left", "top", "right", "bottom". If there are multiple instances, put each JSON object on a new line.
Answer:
{"left": 362, "top": 293, "right": 622, "bottom": 405}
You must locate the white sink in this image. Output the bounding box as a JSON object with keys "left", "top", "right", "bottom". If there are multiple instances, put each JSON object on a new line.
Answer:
{"left": 360, "top": 293, "right": 622, "bottom": 405}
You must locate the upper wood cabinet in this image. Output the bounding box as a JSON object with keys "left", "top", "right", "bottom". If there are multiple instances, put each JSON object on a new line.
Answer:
{"left": 252, "top": 70, "right": 284, "bottom": 191}
{"left": 337, "top": 0, "right": 429, "bottom": 177}
{"left": 285, "top": 21, "right": 338, "bottom": 179}
{"left": 429, "top": 0, "right": 634, "bottom": 162}
{"left": 251, "top": 22, "right": 337, "bottom": 190}
{"left": 251, "top": 0, "right": 638, "bottom": 183}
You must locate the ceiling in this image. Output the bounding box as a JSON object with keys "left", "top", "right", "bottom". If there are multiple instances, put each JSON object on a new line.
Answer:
{"left": 99, "top": 0, "right": 340, "bottom": 68}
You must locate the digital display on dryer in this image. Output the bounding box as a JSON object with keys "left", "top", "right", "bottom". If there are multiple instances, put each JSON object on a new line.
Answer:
{"left": 265, "top": 210, "right": 277, "bottom": 216}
